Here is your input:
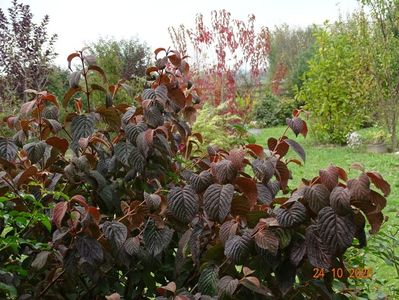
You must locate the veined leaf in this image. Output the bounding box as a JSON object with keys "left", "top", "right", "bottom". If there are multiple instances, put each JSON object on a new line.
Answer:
{"left": 102, "top": 221, "right": 128, "bottom": 249}
{"left": 198, "top": 264, "right": 219, "bottom": 296}
{"left": 0, "top": 138, "right": 17, "bottom": 161}
{"left": 167, "top": 185, "right": 199, "bottom": 223}
{"left": 203, "top": 184, "right": 234, "bottom": 223}
{"left": 143, "top": 220, "right": 174, "bottom": 256}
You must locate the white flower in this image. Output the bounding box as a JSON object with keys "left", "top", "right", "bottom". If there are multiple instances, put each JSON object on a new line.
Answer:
{"left": 346, "top": 131, "right": 362, "bottom": 149}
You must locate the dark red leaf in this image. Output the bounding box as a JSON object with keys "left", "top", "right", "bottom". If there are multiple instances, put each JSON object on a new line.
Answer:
{"left": 211, "top": 160, "right": 237, "bottom": 184}
{"left": 227, "top": 149, "right": 246, "bottom": 171}
{"left": 319, "top": 166, "right": 339, "bottom": 191}
{"left": 254, "top": 229, "right": 279, "bottom": 256}
{"left": 275, "top": 160, "right": 289, "bottom": 190}
{"left": 46, "top": 136, "right": 68, "bottom": 154}
{"left": 267, "top": 138, "right": 289, "bottom": 157}
{"left": 252, "top": 158, "right": 276, "bottom": 183}
{"left": 231, "top": 195, "right": 250, "bottom": 217}
{"left": 70, "top": 195, "right": 89, "bottom": 208}
{"left": 366, "top": 171, "right": 391, "bottom": 197}
{"left": 369, "top": 190, "right": 387, "bottom": 212}
{"left": 87, "top": 65, "right": 107, "bottom": 83}
{"left": 329, "top": 187, "right": 351, "bottom": 215}
{"left": 15, "top": 166, "right": 38, "bottom": 187}
{"left": 53, "top": 202, "right": 68, "bottom": 228}
{"left": 63, "top": 87, "right": 82, "bottom": 108}
{"left": 203, "top": 183, "right": 234, "bottom": 222}
{"left": 317, "top": 207, "right": 355, "bottom": 255}
{"left": 154, "top": 47, "right": 166, "bottom": 57}
{"left": 234, "top": 177, "right": 257, "bottom": 208}
{"left": 219, "top": 220, "right": 238, "bottom": 245}
{"left": 289, "top": 239, "right": 306, "bottom": 266}
{"left": 350, "top": 162, "right": 365, "bottom": 172}
{"left": 347, "top": 173, "right": 370, "bottom": 201}
{"left": 67, "top": 52, "right": 80, "bottom": 70}
{"left": 286, "top": 117, "right": 304, "bottom": 136}
{"left": 285, "top": 139, "right": 306, "bottom": 162}
{"left": 366, "top": 211, "right": 384, "bottom": 234}
{"left": 305, "top": 225, "right": 331, "bottom": 269}
{"left": 87, "top": 206, "right": 101, "bottom": 223}
{"left": 300, "top": 120, "right": 308, "bottom": 137}
{"left": 245, "top": 144, "right": 264, "bottom": 159}
{"left": 275, "top": 201, "right": 307, "bottom": 227}
{"left": 336, "top": 166, "right": 348, "bottom": 181}
{"left": 303, "top": 184, "right": 330, "bottom": 214}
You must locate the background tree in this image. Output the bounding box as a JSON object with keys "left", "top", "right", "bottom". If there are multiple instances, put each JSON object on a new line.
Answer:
{"left": 267, "top": 24, "right": 316, "bottom": 96}
{"left": 0, "top": 0, "right": 57, "bottom": 105}
{"left": 89, "top": 38, "right": 151, "bottom": 104}
{"left": 46, "top": 65, "right": 69, "bottom": 100}
{"left": 169, "top": 10, "right": 271, "bottom": 106}
{"left": 297, "top": 14, "right": 376, "bottom": 144}
{"left": 91, "top": 38, "right": 150, "bottom": 82}
{"left": 361, "top": 0, "right": 399, "bottom": 150}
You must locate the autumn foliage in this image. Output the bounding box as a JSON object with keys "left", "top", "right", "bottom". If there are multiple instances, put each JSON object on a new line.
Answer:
{"left": 169, "top": 10, "right": 270, "bottom": 108}
{"left": 0, "top": 47, "right": 390, "bottom": 299}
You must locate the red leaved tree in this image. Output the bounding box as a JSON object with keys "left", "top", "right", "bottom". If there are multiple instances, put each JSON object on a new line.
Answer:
{"left": 169, "top": 10, "right": 271, "bottom": 109}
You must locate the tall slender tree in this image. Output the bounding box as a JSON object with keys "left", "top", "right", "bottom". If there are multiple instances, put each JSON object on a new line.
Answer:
{"left": 0, "top": 0, "right": 57, "bottom": 104}
{"left": 169, "top": 10, "right": 270, "bottom": 106}
{"left": 361, "top": 0, "right": 399, "bottom": 150}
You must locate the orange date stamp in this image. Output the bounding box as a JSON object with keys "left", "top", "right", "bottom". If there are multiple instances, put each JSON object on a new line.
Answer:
{"left": 313, "top": 267, "right": 373, "bottom": 279}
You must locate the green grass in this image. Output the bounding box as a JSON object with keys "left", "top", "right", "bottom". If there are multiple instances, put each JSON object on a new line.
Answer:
{"left": 252, "top": 126, "right": 399, "bottom": 298}
{"left": 254, "top": 126, "right": 399, "bottom": 205}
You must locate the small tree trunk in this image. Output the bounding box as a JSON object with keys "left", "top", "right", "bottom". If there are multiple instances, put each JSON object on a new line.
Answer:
{"left": 220, "top": 73, "right": 224, "bottom": 104}
{"left": 392, "top": 112, "right": 398, "bottom": 151}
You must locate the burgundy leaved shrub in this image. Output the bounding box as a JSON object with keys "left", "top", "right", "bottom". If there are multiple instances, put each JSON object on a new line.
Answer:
{"left": 0, "top": 47, "right": 390, "bottom": 299}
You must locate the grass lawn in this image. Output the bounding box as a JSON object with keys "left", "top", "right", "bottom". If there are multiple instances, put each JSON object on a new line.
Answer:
{"left": 252, "top": 126, "right": 399, "bottom": 298}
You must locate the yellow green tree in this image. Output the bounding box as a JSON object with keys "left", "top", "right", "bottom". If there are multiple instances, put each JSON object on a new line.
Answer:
{"left": 297, "top": 14, "right": 376, "bottom": 144}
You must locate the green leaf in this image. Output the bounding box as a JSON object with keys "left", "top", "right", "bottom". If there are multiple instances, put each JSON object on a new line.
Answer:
{"left": 38, "top": 215, "right": 52, "bottom": 232}
{"left": 0, "top": 282, "right": 17, "bottom": 298}
{"left": 1, "top": 226, "right": 13, "bottom": 238}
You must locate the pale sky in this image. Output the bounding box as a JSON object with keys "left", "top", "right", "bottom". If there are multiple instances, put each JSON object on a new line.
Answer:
{"left": 0, "top": 0, "right": 361, "bottom": 67}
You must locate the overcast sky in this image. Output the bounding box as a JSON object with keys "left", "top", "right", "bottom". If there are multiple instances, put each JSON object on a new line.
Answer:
{"left": 1, "top": 0, "right": 361, "bottom": 66}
